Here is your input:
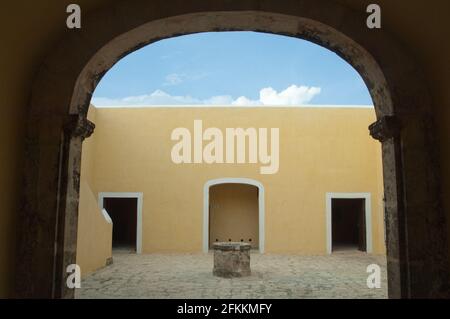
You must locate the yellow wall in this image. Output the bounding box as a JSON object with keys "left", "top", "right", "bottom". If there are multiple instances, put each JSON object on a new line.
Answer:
{"left": 209, "top": 184, "right": 259, "bottom": 248}
{"left": 76, "top": 107, "right": 113, "bottom": 277}
{"left": 81, "top": 106, "right": 385, "bottom": 255}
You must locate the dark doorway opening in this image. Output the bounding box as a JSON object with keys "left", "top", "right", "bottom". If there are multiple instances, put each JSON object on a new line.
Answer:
{"left": 332, "top": 198, "right": 366, "bottom": 252}
{"left": 103, "top": 197, "right": 138, "bottom": 252}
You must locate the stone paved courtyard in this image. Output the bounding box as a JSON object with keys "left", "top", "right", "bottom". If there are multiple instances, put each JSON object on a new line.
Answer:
{"left": 76, "top": 251, "right": 387, "bottom": 299}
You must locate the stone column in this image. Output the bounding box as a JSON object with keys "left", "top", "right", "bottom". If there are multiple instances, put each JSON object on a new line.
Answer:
{"left": 370, "top": 116, "right": 407, "bottom": 298}
{"left": 54, "top": 114, "right": 95, "bottom": 299}
{"left": 370, "top": 115, "right": 450, "bottom": 298}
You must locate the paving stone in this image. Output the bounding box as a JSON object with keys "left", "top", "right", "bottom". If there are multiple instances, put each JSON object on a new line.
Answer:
{"left": 76, "top": 251, "right": 387, "bottom": 299}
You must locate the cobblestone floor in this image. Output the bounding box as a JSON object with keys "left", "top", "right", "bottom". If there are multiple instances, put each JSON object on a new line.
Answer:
{"left": 76, "top": 251, "right": 387, "bottom": 299}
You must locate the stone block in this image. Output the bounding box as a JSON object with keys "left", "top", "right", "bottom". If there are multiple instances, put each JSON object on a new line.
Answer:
{"left": 213, "top": 242, "right": 251, "bottom": 278}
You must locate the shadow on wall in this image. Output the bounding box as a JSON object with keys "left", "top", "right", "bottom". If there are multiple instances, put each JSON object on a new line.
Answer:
{"left": 76, "top": 181, "right": 113, "bottom": 277}
{"left": 76, "top": 107, "right": 113, "bottom": 277}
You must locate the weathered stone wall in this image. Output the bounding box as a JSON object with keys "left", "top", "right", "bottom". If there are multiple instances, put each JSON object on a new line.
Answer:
{"left": 213, "top": 243, "right": 251, "bottom": 278}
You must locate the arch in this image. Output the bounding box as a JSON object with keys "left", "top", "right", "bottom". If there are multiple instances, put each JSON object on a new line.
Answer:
{"left": 203, "top": 178, "right": 265, "bottom": 254}
{"left": 17, "top": 1, "right": 448, "bottom": 299}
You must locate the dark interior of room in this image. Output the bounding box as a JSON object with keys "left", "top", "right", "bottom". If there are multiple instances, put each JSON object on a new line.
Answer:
{"left": 103, "top": 197, "right": 138, "bottom": 251}
{"left": 332, "top": 198, "right": 366, "bottom": 252}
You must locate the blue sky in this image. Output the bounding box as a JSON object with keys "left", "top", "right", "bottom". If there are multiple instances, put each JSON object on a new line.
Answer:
{"left": 92, "top": 31, "right": 373, "bottom": 107}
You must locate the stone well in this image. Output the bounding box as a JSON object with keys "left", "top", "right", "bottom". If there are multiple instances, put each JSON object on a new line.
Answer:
{"left": 213, "top": 242, "right": 251, "bottom": 278}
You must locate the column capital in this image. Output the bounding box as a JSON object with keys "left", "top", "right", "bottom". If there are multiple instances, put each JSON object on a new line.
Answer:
{"left": 369, "top": 115, "right": 400, "bottom": 142}
{"left": 65, "top": 114, "right": 95, "bottom": 140}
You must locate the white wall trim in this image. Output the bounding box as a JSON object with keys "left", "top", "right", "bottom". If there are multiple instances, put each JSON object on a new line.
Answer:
{"left": 98, "top": 192, "right": 143, "bottom": 254}
{"left": 203, "top": 178, "right": 265, "bottom": 254}
{"left": 101, "top": 208, "right": 113, "bottom": 224}
{"left": 326, "top": 192, "right": 372, "bottom": 254}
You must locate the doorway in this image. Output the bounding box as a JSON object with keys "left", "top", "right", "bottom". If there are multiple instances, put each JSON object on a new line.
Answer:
{"left": 326, "top": 193, "right": 372, "bottom": 254}
{"left": 99, "top": 192, "right": 143, "bottom": 254}
{"left": 331, "top": 198, "right": 366, "bottom": 252}
{"left": 103, "top": 197, "right": 137, "bottom": 252}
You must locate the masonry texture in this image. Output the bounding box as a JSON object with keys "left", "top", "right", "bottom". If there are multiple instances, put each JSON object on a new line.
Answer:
{"left": 76, "top": 252, "right": 387, "bottom": 299}
{"left": 213, "top": 243, "right": 251, "bottom": 278}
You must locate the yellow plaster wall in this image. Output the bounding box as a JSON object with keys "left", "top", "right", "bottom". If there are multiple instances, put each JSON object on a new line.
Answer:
{"left": 82, "top": 106, "right": 385, "bottom": 255}
{"left": 76, "top": 107, "right": 113, "bottom": 277}
{"left": 209, "top": 184, "right": 259, "bottom": 248}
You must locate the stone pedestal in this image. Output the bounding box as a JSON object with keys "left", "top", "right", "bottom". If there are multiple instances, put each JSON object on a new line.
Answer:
{"left": 213, "top": 242, "right": 251, "bottom": 278}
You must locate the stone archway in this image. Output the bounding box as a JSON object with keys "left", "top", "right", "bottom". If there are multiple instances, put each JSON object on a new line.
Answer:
{"left": 17, "top": 0, "right": 449, "bottom": 299}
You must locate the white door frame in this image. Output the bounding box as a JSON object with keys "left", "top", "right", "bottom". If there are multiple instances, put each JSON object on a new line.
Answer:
{"left": 203, "top": 178, "right": 265, "bottom": 254}
{"left": 326, "top": 192, "right": 372, "bottom": 254}
{"left": 98, "top": 192, "right": 143, "bottom": 254}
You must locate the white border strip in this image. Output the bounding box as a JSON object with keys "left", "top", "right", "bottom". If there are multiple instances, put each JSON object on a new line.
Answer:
{"left": 93, "top": 104, "right": 374, "bottom": 109}
{"left": 203, "top": 178, "right": 265, "bottom": 254}
{"left": 326, "top": 192, "right": 372, "bottom": 254}
{"left": 101, "top": 208, "right": 113, "bottom": 224}
{"left": 98, "top": 192, "right": 143, "bottom": 254}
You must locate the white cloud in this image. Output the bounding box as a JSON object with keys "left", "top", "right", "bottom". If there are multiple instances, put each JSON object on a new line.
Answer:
{"left": 163, "top": 72, "right": 209, "bottom": 86}
{"left": 260, "top": 85, "right": 321, "bottom": 105}
{"left": 164, "top": 73, "right": 186, "bottom": 86}
{"left": 231, "top": 85, "right": 322, "bottom": 106}
{"left": 231, "top": 96, "right": 261, "bottom": 106}
{"left": 92, "top": 85, "right": 322, "bottom": 107}
{"left": 204, "top": 95, "right": 234, "bottom": 105}
{"left": 92, "top": 90, "right": 200, "bottom": 106}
